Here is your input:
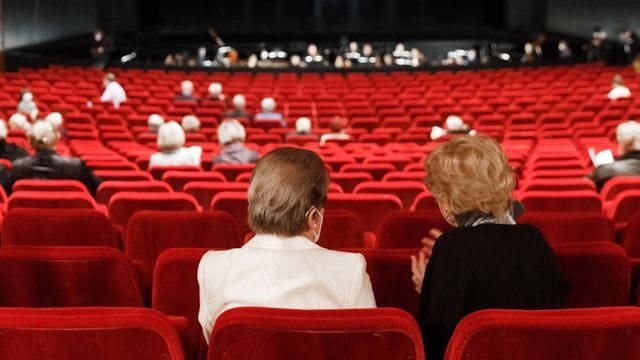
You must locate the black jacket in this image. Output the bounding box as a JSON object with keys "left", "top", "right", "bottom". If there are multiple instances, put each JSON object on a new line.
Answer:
{"left": 418, "top": 224, "right": 568, "bottom": 360}
{"left": 0, "top": 139, "right": 28, "bottom": 162}
{"left": 591, "top": 151, "right": 640, "bottom": 191}
{"left": 8, "top": 150, "right": 102, "bottom": 196}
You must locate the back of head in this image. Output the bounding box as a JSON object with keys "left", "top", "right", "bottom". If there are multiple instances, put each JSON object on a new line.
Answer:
{"left": 9, "top": 113, "right": 30, "bottom": 131}
{"left": 28, "top": 121, "right": 58, "bottom": 150}
{"left": 148, "top": 113, "right": 165, "bottom": 131}
{"left": 104, "top": 73, "right": 116, "bottom": 83}
{"left": 329, "top": 116, "right": 348, "bottom": 133}
{"left": 157, "top": 121, "right": 185, "bottom": 151}
{"left": 426, "top": 136, "right": 515, "bottom": 218}
{"left": 445, "top": 115, "right": 466, "bottom": 132}
{"left": 44, "top": 112, "right": 64, "bottom": 129}
{"left": 208, "top": 82, "right": 222, "bottom": 96}
{"left": 181, "top": 115, "right": 201, "bottom": 132}
{"left": 232, "top": 94, "right": 246, "bottom": 110}
{"left": 248, "top": 147, "right": 329, "bottom": 236}
{"left": 616, "top": 120, "right": 640, "bottom": 152}
{"left": 218, "top": 119, "right": 246, "bottom": 145}
{"left": 261, "top": 97, "right": 276, "bottom": 112}
{"left": 21, "top": 92, "right": 34, "bottom": 102}
{"left": 613, "top": 74, "right": 624, "bottom": 87}
{"left": 295, "top": 117, "right": 312, "bottom": 134}
{"left": 0, "top": 120, "right": 7, "bottom": 140}
{"left": 181, "top": 80, "right": 194, "bottom": 96}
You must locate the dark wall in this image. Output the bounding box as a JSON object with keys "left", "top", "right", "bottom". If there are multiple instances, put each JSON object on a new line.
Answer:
{"left": 2, "top": 0, "right": 97, "bottom": 50}
{"left": 546, "top": 0, "right": 639, "bottom": 37}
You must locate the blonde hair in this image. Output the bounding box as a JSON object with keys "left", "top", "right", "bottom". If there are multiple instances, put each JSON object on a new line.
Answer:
{"left": 426, "top": 136, "right": 515, "bottom": 218}
{"left": 157, "top": 121, "right": 185, "bottom": 151}
{"left": 248, "top": 147, "right": 329, "bottom": 236}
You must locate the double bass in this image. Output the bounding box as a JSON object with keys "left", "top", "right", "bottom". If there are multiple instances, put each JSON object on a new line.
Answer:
{"left": 208, "top": 28, "right": 239, "bottom": 67}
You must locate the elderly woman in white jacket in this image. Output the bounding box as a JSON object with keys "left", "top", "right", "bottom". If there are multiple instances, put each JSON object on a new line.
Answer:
{"left": 149, "top": 121, "right": 201, "bottom": 167}
{"left": 198, "top": 147, "right": 377, "bottom": 343}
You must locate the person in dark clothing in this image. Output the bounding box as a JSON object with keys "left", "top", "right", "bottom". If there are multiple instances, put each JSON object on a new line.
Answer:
{"left": 410, "top": 136, "right": 568, "bottom": 360}
{"left": 590, "top": 121, "right": 640, "bottom": 191}
{"left": 7, "top": 121, "right": 102, "bottom": 196}
{"left": 0, "top": 120, "right": 28, "bottom": 161}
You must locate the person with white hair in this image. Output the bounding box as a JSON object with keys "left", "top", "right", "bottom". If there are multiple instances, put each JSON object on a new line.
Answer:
{"left": 254, "top": 97, "right": 285, "bottom": 127}
{"left": 207, "top": 82, "right": 226, "bottom": 102}
{"left": 608, "top": 74, "right": 631, "bottom": 100}
{"left": 181, "top": 115, "right": 201, "bottom": 133}
{"left": 430, "top": 115, "right": 475, "bottom": 141}
{"left": 176, "top": 80, "right": 197, "bottom": 101}
{"left": 8, "top": 113, "right": 31, "bottom": 132}
{"left": 44, "top": 112, "right": 63, "bottom": 129}
{"left": 213, "top": 119, "right": 259, "bottom": 165}
{"left": 149, "top": 121, "right": 202, "bottom": 167}
{"left": 286, "top": 117, "right": 319, "bottom": 142}
{"left": 148, "top": 114, "right": 165, "bottom": 133}
{"left": 17, "top": 90, "right": 38, "bottom": 120}
{"left": 0, "top": 120, "right": 28, "bottom": 161}
{"left": 100, "top": 73, "right": 127, "bottom": 109}
{"left": 224, "top": 94, "right": 251, "bottom": 119}
{"left": 8, "top": 121, "right": 102, "bottom": 196}
{"left": 590, "top": 120, "right": 640, "bottom": 191}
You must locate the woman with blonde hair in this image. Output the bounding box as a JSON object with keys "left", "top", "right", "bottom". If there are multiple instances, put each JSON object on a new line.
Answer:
{"left": 198, "top": 147, "right": 376, "bottom": 343}
{"left": 410, "top": 136, "right": 568, "bottom": 360}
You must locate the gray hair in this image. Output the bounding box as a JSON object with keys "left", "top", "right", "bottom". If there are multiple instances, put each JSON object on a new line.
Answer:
{"left": 217, "top": 119, "right": 246, "bottom": 145}
{"left": 157, "top": 121, "right": 186, "bottom": 151}
{"left": 28, "top": 121, "right": 58, "bottom": 150}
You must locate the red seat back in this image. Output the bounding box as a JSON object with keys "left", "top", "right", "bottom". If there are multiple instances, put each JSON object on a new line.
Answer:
{"left": 12, "top": 179, "right": 88, "bottom": 193}
{"left": 326, "top": 193, "right": 403, "bottom": 232}
{"left": 319, "top": 210, "right": 368, "bottom": 249}
{"left": 621, "top": 212, "right": 640, "bottom": 257}
{"left": 96, "top": 180, "right": 173, "bottom": 205}
{"left": 518, "top": 211, "right": 614, "bottom": 243}
{"left": 519, "top": 191, "right": 602, "bottom": 212}
{"left": 210, "top": 191, "right": 250, "bottom": 236}
{"left": 148, "top": 165, "right": 202, "bottom": 181}
{"left": 6, "top": 191, "right": 97, "bottom": 210}
{"left": 211, "top": 163, "right": 255, "bottom": 181}
{"left": 410, "top": 191, "right": 439, "bottom": 211}
{"left": 330, "top": 172, "right": 373, "bottom": 193}
{"left": 376, "top": 211, "right": 453, "bottom": 248}
{"left": 600, "top": 176, "right": 640, "bottom": 201}
{"left": 184, "top": 182, "right": 250, "bottom": 210}
{"left": 606, "top": 190, "right": 640, "bottom": 227}
{"left": 354, "top": 181, "right": 426, "bottom": 210}
{"left": 162, "top": 171, "right": 226, "bottom": 191}
{"left": 108, "top": 192, "right": 200, "bottom": 231}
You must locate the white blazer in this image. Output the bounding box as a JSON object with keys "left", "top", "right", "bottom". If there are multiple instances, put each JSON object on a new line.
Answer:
{"left": 197, "top": 234, "right": 377, "bottom": 343}
{"left": 149, "top": 146, "right": 202, "bottom": 167}
{"left": 608, "top": 85, "right": 631, "bottom": 100}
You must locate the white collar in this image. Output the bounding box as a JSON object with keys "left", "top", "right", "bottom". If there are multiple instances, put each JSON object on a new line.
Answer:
{"left": 244, "top": 233, "right": 321, "bottom": 251}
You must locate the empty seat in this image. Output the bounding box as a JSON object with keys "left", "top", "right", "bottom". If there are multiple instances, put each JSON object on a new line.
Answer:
{"left": 0, "top": 307, "right": 185, "bottom": 360}
{"left": 148, "top": 165, "right": 202, "bottom": 181}
{"left": 621, "top": 212, "right": 640, "bottom": 258}
{"left": 96, "top": 180, "right": 173, "bottom": 205}
{"left": 444, "top": 307, "right": 640, "bottom": 360}
{"left": 519, "top": 190, "right": 602, "bottom": 213}
{"left": 340, "top": 163, "right": 396, "bottom": 181}
{"left": 211, "top": 163, "right": 256, "bottom": 181}
{"left": 0, "top": 246, "right": 144, "bottom": 307}
{"left": 376, "top": 211, "right": 453, "bottom": 248}
{"left": 410, "top": 191, "right": 439, "bottom": 211}
{"left": 126, "top": 211, "right": 243, "bottom": 300}
{"left": 210, "top": 191, "right": 250, "bottom": 236}
{"left": 354, "top": 181, "right": 426, "bottom": 210}
{"left": 518, "top": 212, "right": 614, "bottom": 243}
{"left": 326, "top": 193, "right": 403, "bottom": 232}
{"left": 208, "top": 307, "right": 424, "bottom": 360}
{"left": 162, "top": 171, "right": 226, "bottom": 191}
{"left": 12, "top": 179, "right": 88, "bottom": 193}
{"left": 600, "top": 176, "right": 640, "bottom": 201}
{"left": 330, "top": 172, "right": 374, "bottom": 193}
{"left": 606, "top": 190, "right": 640, "bottom": 229}
{"left": 108, "top": 192, "right": 200, "bottom": 232}
{"left": 553, "top": 242, "right": 630, "bottom": 307}
{"left": 1, "top": 208, "right": 119, "bottom": 248}
{"left": 6, "top": 191, "right": 98, "bottom": 210}
{"left": 319, "top": 209, "right": 368, "bottom": 249}
{"left": 184, "top": 182, "right": 250, "bottom": 210}
{"left": 94, "top": 170, "right": 154, "bottom": 182}
{"left": 518, "top": 178, "right": 596, "bottom": 192}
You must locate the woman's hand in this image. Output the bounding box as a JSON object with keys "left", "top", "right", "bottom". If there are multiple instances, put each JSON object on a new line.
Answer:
{"left": 410, "top": 229, "right": 443, "bottom": 294}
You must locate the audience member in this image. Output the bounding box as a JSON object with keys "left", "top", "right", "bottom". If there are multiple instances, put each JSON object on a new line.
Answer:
{"left": 254, "top": 97, "right": 285, "bottom": 127}
{"left": 8, "top": 121, "right": 102, "bottom": 196}
{"left": 558, "top": 40, "right": 573, "bottom": 60}
{"left": 198, "top": 147, "right": 376, "bottom": 342}
{"left": 207, "top": 82, "right": 226, "bottom": 102}
{"left": 176, "top": 80, "right": 197, "bottom": 101}
{"left": 608, "top": 74, "right": 631, "bottom": 100}
{"left": 521, "top": 42, "right": 538, "bottom": 63}
{"left": 319, "top": 116, "right": 350, "bottom": 145}
{"left": 44, "top": 112, "right": 67, "bottom": 140}
{"left": 0, "top": 120, "right": 28, "bottom": 161}
{"left": 17, "top": 90, "right": 38, "bottom": 120}
{"left": 287, "top": 117, "right": 319, "bottom": 142}
{"left": 149, "top": 121, "right": 202, "bottom": 167}
{"left": 181, "top": 115, "right": 201, "bottom": 133}
{"left": 213, "top": 119, "right": 259, "bottom": 165}
{"left": 100, "top": 73, "right": 127, "bottom": 109}
{"left": 589, "top": 121, "right": 640, "bottom": 191}
{"left": 147, "top": 114, "right": 165, "bottom": 133}
{"left": 410, "top": 136, "right": 568, "bottom": 360}
{"left": 224, "top": 94, "right": 251, "bottom": 119}
{"left": 430, "top": 115, "right": 474, "bottom": 140}
{"left": 8, "top": 113, "right": 31, "bottom": 132}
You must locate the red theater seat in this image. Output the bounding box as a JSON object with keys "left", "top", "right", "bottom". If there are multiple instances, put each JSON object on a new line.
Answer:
{"left": 148, "top": 165, "right": 202, "bottom": 181}
{"left": 354, "top": 181, "right": 426, "bottom": 210}
{"left": 330, "top": 172, "right": 374, "bottom": 193}
{"left": 126, "top": 211, "right": 243, "bottom": 301}
{"left": 210, "top": 191, "right": 250, "bottom": 236}
{"left": 621, "top": 212, "right": 640, "bottom": 258}
{"left": 0, "top": 246, "right": 144, "bottom": 307}
{"left": 108, "top": 192, "right": 200, "bottom": 231}
{"left": 211, "top": 163, "right": 256, "bottom": 181}
{"left": 0, "top": 307, "right": 185, "bottom": 360}
{"left": 208, "top": 307, "right": 424, "bottom": 360}
{"left": 96, "top": 180, "right": 173, "bottom": 205}
{"left": 606, "top": 190, "right": 640, "bottom": 229}
{"left": 162, "top": 171, "right": 226, "bottom": 191}
{"left": 340, "top": 163, "right": 396, "bottom": 181}
{"left": 376, "top": 211, "right": 453, "bottom": 249}
{"left": 326, "top": 193, "right": 403, "bottom": 232}
{"left": 319, "top": 210, "right": 368, "bottom": 249}
{"left": 410, "top": 191, "right": 439, "bottom": 211}
{"left": 518, "top": 212, "right": 614, "bottom": 243}
{"left": 94, "top": 170, "right": 154, "bottom": 182}
{"left": 184, "top": 182, "right": 250, "bottom": 210}
{"left": 519, "top": 190, "right": 602, "bottom": 213}
{"left": 444, "top": 307, "right": 640, "bottom": 360}
{"left": 1, "top": 208, "right": 119, "bottom": 248}
{"left": 6, "top": 191, "right": 98, "bottom": 210}
{"left": 11, "top": 179, "right": 88, "bottom": 193}
{"left": 600, "top": 176, "right": 640, "bottom": 201}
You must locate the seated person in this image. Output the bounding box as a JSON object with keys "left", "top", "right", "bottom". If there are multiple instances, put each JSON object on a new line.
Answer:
{"left": 0, "top": 120, "right": 28, "bottom": 161}
{"left": 213, "top": 119, "right": 259, "bottom": 165}
{"left": 44, "top": 112, "right": 67, "bottom": 140}
{"left": 175, "top": 80, "right": 198, "bottom": 101}
{"left": 149, "top": 121, "right": 202, "bottom": 167}
{"left": 181, "top": 115, "right": 201, "bottom": 133}
{"left": 590, "top": 121, "right": 640, "bottom": 191}
{"left": 8, "top": 121, "right": 103, "bottom": 196}
{"left": 8, "top": 113, "right": 31, "bottom": 131}
{"left": 286, "top": 117, "right": 319, "bottom": 142}
{"left": 430, "top": 115, "right": 475, "bottom": 140}
{"left": 198, "top": 147, "right": 376, "bottom": 342}
{"left": 207, "top": 82, "right": 226, "bottom": 103}
{"left": 147, "top": 113, "right": 165, "bottom": 133}
{"left": 410, "top": 136, "right": 568, "bottom": 360}
{"left": 304, "top": 43, "right": 326, "bottom": 67}
{"left": 608, "top": 74, "right": 631, "bottom": 100}
{"left": 223, "top": 94, "right": 251, "bottom": 120}
{"left": 17, "top": 90, "right": 38, "bottom": 120}
{"left": 319, "top": 116, "right": 350, "bottom": 145}
{"left": 100, "top": 73, "right": 127, "bottom": 109}
{"left": 254, "top": 97, "right": 285, "bottom": 127}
